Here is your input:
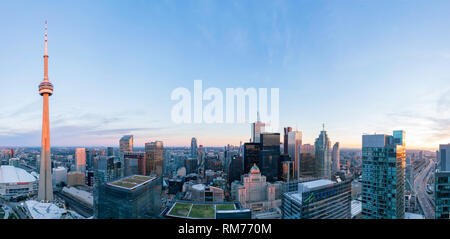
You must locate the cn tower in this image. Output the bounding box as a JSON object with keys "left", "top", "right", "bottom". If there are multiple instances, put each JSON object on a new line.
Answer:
{"left": 38, "top": 21, "right": 54, "bottom": 201}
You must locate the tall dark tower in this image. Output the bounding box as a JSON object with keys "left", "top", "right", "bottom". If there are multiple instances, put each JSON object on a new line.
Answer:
{"left": 38, "top": 21, "right": 54, "bottom": 201}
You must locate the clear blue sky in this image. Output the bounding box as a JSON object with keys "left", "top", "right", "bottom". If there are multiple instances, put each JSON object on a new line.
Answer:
{"left": 1, "top": 0, "right": 450, "bottom": 149}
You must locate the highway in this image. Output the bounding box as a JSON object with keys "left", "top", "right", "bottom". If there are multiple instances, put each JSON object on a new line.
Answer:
{"left": 413, "top": 157, "right": 435, "bottom": 219}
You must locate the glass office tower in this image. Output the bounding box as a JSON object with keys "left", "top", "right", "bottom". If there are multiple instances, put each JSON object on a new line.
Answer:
{"left": 96, "top": 175, "right": 162, "bottom": 219}
{"left": 435, "top": 144, "right": 450, "bottom": 219}
{"left": 361, "top": 130, "right": 405, "bottom": 219}
{"left": 259, "top": 133, "right": 281, "bottom": 182}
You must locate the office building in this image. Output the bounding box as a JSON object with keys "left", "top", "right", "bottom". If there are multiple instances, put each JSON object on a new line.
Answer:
{"left": 145, "top": 141, "right": 164, "bottom": 176}
{"left": 191, "top": 137, "right": 198, "bottom": 159}
{"left": 75, "top": 148, "right": 86, "bottom": 172}
{"left": 332, "top": 142, "right": 340, "bottom": 173}
{"left": 259, "top": 133, "right": 281, "bottom": 182}
{"left": 52, "top": 166, "right": 67, "bottom": 186}
{"left": 314, "top": 127, "right": 332, "bottom": 179}
{"left": 283, "top": 127, "right": 292, "bottom": 154}
{"left": 123, "top": 152, "right": 145, "bottom": 176}
{"left": 361, "top": 130, "right": 406, "bottom": 219}
{"left": 119, "top": 135, "right": 134, "bottom": 153}
{"left": 281, "top": 179, "right": 351, "bottom": 219}
{"left": 95, "top": 175, "right": 162, "bottom": 219}
{"left": 228, "top": 155, "right": 243, "bottom": 183}
{"left": 287, "top": 130, "right": 302, "bottom": 179}
{"left": 435, "top": 144, "right": 450, "bottom": 219}
{"left": 243, "top": 142, "right": 261, "bottom": 174}
{"left": 251, "top": 114, "right": 265, "bottom": 143}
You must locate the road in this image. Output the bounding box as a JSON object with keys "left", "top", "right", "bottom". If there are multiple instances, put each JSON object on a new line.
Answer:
{"left": 413, "top": 157, "right": 435, "bottom": 219}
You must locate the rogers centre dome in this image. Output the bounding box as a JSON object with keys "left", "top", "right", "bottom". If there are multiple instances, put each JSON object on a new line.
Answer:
{"left": 0, "top": 165, "right": 37, "bottom": 200}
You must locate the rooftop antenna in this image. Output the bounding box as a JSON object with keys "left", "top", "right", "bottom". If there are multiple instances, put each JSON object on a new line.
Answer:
{"left": 322, "top": 123, "right": 325, "bottom": 131}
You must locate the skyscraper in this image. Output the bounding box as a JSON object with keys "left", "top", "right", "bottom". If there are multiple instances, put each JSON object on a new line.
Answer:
{"left": 361, "top": 130, "right": 406, "bottom": 219}
{"left": 191, "top": 137, "right": 198, "bottom": 159}
{"left": 145, "top": 141, "right": 164, "bottom": 176}
{"left": 314, "top": 126, "right": 332, "bottom": 179}
{"left": 243, "top": 142, "right": 261, "bottom": 174}
{"left": 283, "top": 127, "right": 292, "bottom": 155}
{"left": 287, "top": 130, "right": 302, "bottom": 179}
{"left": 332, "top": 142, "right": 340, "bottom": 173}
{"left": 435, "top": 144, "right": 450, "bottom": 219}
{"left": 38, "top": 21, "right": 54, "bottom": 202}
{"left": 75, "top": 148, "right": 86, "bottom": 172}
{"left": 251, "top": 113, "right": 265, "bottom": 143}
{"left": 119, "top": 135, "right": 133, "bottom": 153}
{"left": 259, "top": 133, "right": 281, "bottom": 182}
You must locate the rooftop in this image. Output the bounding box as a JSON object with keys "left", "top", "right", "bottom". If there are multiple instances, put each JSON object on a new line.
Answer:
{"left": 24, "top": 200, "right": 83, "bottom": 219}
{"left": 0, "top": 166, "right": 36, "bottom": 184}
{"left": 300, "top": 179, "right": 334, "bottom": 192}
{"left": 107, "top": 175, "right": 156, "bottom": 190}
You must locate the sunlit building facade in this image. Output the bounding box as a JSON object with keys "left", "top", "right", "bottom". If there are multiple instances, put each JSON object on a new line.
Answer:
{"left": 361, "top": 130, "right": 406, "bottom": 219}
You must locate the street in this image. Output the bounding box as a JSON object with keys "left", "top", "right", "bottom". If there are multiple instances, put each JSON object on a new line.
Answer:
{"left": 413, "top": 157, "right": 435, "bottom": 219}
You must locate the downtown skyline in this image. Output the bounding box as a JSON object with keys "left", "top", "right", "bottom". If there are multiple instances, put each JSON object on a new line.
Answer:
{"left": 1, "top": 0, "right": 450, "bottom": 149}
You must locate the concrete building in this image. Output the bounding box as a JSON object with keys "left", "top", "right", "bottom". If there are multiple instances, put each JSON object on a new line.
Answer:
{"left": 281, "top": 179, "right": 351, "bottom": 219}
{"left": 67, "top": 172, "right": 85, "bottom": 186}
{"left": 332, "top": 142, "right": 340, "bottom": 173}
{"left": 361, "top": 130, "right": 406, "bottom": 219}
{"left": 38, "top": 21, "right": 54, "bottom": 202}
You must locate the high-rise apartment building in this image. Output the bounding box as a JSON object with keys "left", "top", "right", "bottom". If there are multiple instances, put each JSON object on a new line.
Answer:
{"left": 145, "top": 141, "right": 164, "bottom": 176}
{"left": 119, "top": 135, "right": 133, "bottom": 153}
{"left": 361, "top": 130, "right": 406, "bottom": 219}
{"left": 435, "top": 144, "right": 450, "bottom": 219}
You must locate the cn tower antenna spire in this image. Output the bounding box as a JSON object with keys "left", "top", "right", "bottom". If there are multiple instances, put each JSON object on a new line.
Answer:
{"left": 44, "top": 20, "right": 48, "bottom": 58}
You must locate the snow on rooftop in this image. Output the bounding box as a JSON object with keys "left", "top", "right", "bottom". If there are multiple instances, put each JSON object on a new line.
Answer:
{"left": 24, "top": 200, "right": 84, "bottom": 219}
{"left": 405, "top": 212, "right": 425, "bottom": 219}
{"left": 300, "top": 179, "right": 334, "bottom": 192}
{"left": 192, "top": 184, "right": 206, "bottom": 191}
{"left": 62, "top": 186, "right": 93, "bottom": 207}
{"left": 351, "top": 200, "right": 362, "bottom": 217}
{"left": 0, "top": 166, "right": 36, "bottom": 184}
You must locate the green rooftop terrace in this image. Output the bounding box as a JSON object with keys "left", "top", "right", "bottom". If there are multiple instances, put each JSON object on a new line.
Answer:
{"left": 108, "top": 175, "right": 155, "bottom": 190}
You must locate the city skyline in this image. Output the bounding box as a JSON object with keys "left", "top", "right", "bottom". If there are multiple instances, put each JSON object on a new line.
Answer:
{"left": 1, "top": 1, "right": 450, "bottom": 149}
